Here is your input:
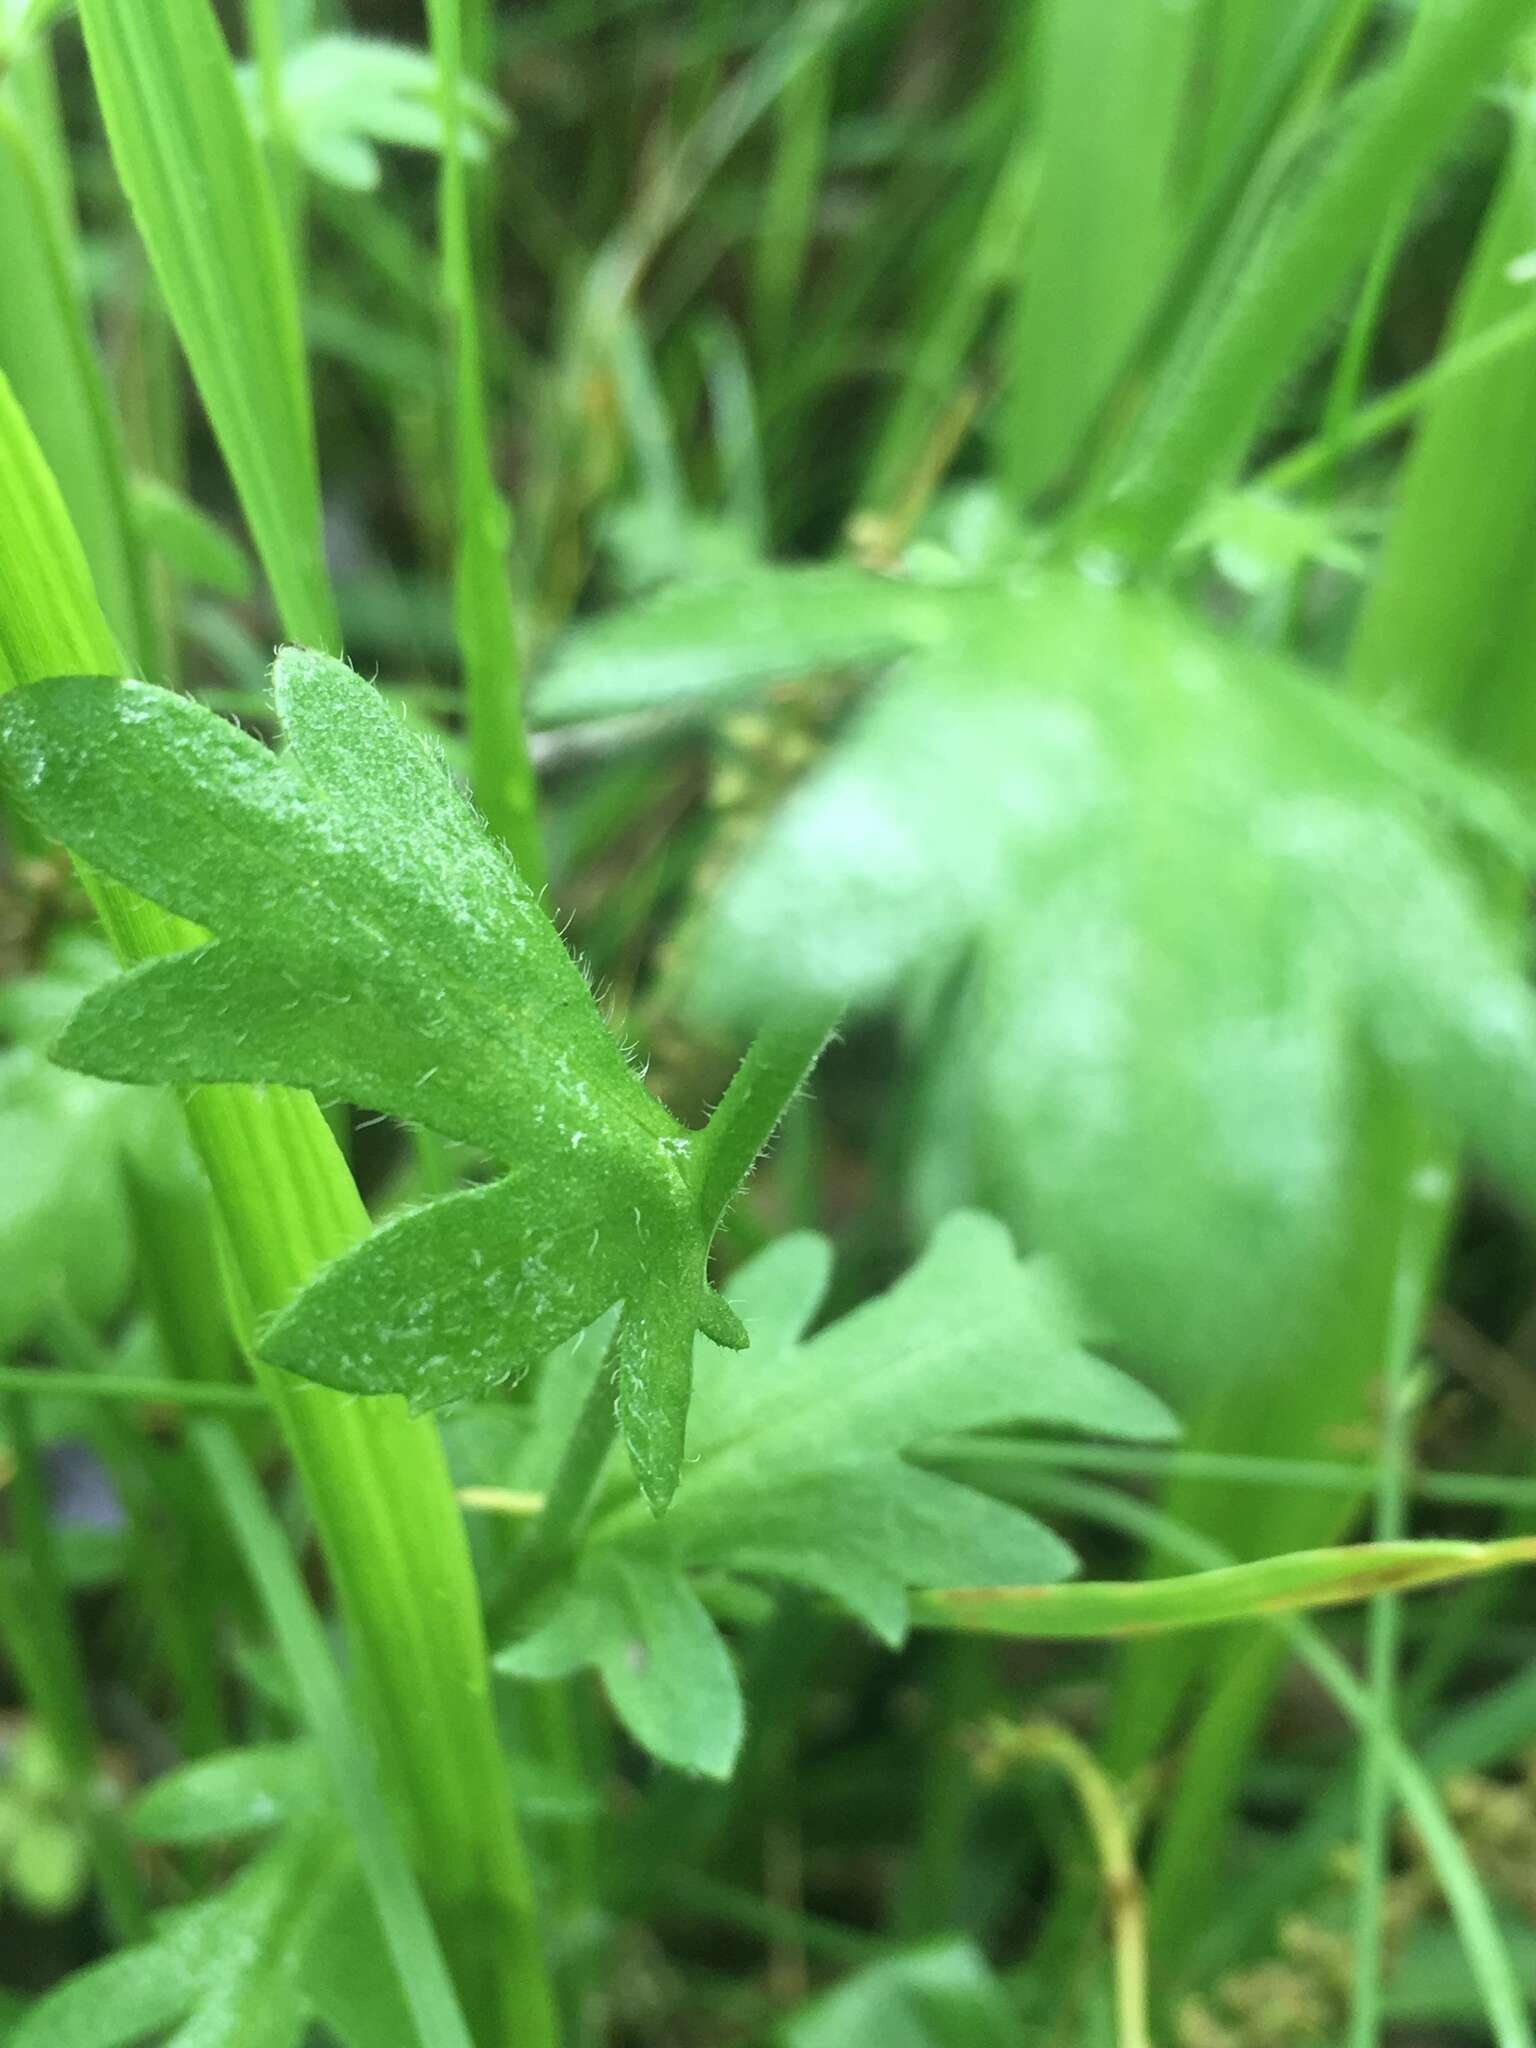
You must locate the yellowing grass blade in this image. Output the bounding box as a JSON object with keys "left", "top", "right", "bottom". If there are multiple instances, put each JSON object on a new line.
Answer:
{"left": 914, "top": 1537, "right": 1536, "bottom": 1639}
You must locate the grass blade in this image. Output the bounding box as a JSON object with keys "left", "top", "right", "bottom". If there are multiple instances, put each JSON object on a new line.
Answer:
{"left": 77, "top": 0, "right": 337, "bottom": 649}
{"left": 0, "top": 103, "right": 158, "bottom": 672}
{"left": 1009, "top": 1475, "right": 1536, "bottom": 2048}
{"left": 425, "top": 0, "right": 545, "bottom": 886}
{"left": 1002, "top": 0, "right": 1201, "bottom": 507}
{"left": 195, "top": 1423, "right": 476, "bottom": 2048}
{"left": 913, "top": 1536, "right": 1536, "bottom": 1640}
{"left": 1093, "top": 0, "right": 1536, "bottom": 566}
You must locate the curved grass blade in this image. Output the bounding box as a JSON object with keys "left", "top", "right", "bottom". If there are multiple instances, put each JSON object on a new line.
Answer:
{"left": 195, "top": 1423, "right": 475, "bottom": 2048}
{"left": 1012, "top": 1472, "right": 1536, "bottom": 2048}
{"left": 914, "top": 1537, "right": 1536, "bottom": 1639}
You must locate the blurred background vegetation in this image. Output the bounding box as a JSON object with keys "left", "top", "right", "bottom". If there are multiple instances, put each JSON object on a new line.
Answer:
{"left": 12, "top": 0, "right": 1536, "bottom": 2042}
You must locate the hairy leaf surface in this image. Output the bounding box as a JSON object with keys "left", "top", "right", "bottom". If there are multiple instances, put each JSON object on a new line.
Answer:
{"left": 0, "top": 651, "right": 759, "bottom": 1506}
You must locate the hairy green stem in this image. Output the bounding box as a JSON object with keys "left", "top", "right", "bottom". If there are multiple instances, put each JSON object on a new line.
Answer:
{"left": 697, "top": 1009, "right": 839, "bottom": 1230}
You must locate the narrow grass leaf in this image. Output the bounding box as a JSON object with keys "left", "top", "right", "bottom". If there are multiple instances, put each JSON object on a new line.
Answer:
{"left": 77, "top": 0, "right": 336, "bottom": 648}
{"left": 424, "top": 0, "right": 543, "bottom": 882}
{"left": 0, "top": 366, "right": 118, "bottom": 686}
{"left": 0, "top": 107, "right": 156, "bottom": 669}
{"left": 498, "top": 1216, "right": 1172, "bottom": 1773}
{"left": 195, "top": 1422, "right": 475, "bottom": 2048}
{"left": 1003, "top": 0, "right": 1201, "bottom": 505}
{"left": 1096, "top": 0, "right": 1536, "bottom": 564}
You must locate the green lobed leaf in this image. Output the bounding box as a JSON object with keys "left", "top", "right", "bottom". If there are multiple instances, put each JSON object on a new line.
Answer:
{"left": 11, "top": 1827, "right": 342, "bottom": 2048}
{"left": 498, "top": 1551, "right": 743, "bottom": 1778}
{"left": 532, "top": 563, "right": 960, "bottom": 727}
{"left": 239, "top": 34, "right": 507, "bottom": 194}
{"left": 497, "top": 1215, "right": 1173, "bottom": 1774}
{"left": 0, "top": 650, "right": 789, "bottom": 1507}
{"left": 682, "top": 566, "right": 1536, "bottom": 1392}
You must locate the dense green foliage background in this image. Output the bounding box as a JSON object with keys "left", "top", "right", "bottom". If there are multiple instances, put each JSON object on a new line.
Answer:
{"left": 10, "top": 1, "right": 1536, "bottom": 2044}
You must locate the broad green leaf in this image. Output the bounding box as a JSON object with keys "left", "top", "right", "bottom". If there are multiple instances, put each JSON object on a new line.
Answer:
{"left": 499, "top": 1551, "right": 743, "bottom": 1777}
{"left": 130, "top": 1744, "right": 320, "bottom": 1846}
{"left": 76, "top": 0, "right": 336, "bottom": 649}
{"left": 777, "top": 1939, "right": 1024, "bottom": 2048}
{"left": 684, "top": 567, "right": 1536, "bottom": 1391}
{"left": 0, "top": 937, "right": 183, "bottom": 1348}
{"left": 532, "top": 564, "right": 959, "bottom": 727}
{"left": 0, "top": 650, "right": 786, "bottom": 1507}
{"left": 239, "top": 34, "right": 506, "bottom": 193}
{"left": 497, "top": 1214, "right": 1173, "bottom": 1774}
{"left": 915, "top": 1535, "right": 1536, "bottom": 1639}
{"left": 11, "top": 1827, "right": 341, "bottom": 2048}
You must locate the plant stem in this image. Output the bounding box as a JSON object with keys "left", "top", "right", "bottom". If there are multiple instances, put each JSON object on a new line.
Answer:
{"left": 697, "top": 1008, "right": 839, "bottom": 1230}
{"left": 978, "top": 1719, "right": 1150, "bottom": 2048}
{"left": 1257, "top": 297, "right": 1536, "bottom": 498}
{"left": 0, "top": 1366, "right": 267, "bottom": 1410}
